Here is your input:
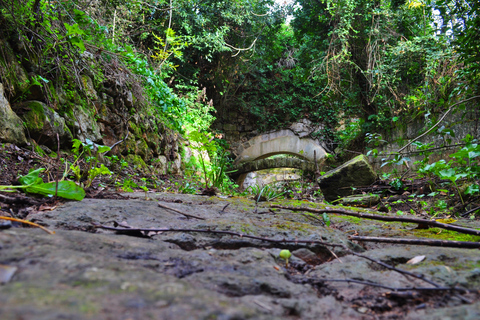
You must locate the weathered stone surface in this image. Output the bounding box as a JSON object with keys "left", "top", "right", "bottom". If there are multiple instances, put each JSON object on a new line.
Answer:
{"left": 318, "top": 155, "right": 377, "bottom": 202}
{"left": 0, "top": 194, "right": 360, "bottom": 319}
{"left": 16, "top": 100, "right": 72, "bottom": 148}
{"left": 2, "top": 194, "right": 477, "bottom": 319}
{"left": 71, "top": 105, "right": 103, "bottom": 143}
{"left": 81, "top": 75, "right": 99, "bottom": 101}
{"left": 310, "top": 245, "right": 480, "bottom": 319}
{"left": 289, "top": 119, "right": 323, "bottom": 138}
{"left": 154, "top": 155, "right": 168, "bottom": 174}
{"left": 0, "top": 83, "right": 27, "bottom": 145}
{"left": 0, "top": 39, "right": 30, "bottom": 98}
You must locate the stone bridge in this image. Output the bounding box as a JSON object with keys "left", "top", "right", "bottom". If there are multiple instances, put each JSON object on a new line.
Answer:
{"left": 233, "top": 129, "right": 327, "bottom": 165}
{"left": 226, "top": 126, "right": 327, "bottom": 187}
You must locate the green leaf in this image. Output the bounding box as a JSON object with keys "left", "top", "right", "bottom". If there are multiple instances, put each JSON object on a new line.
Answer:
{"left": 465, "top": 184, "right": 479, "bottom": 195}
{"left": 18, "top": 168, "right": 45, "bottom": 186}
{"left": 26, "top": 181, "right": 85, "bottom": 201}
{"left": 64, "top": 23, "right": 86, "bottom": 36}
{"left": 323, "top": 212, "right": 331, "bottom": 227}
{"left": 439, "top": 168, "right": 456, "bottom": 181}
{"left": 97, "top": 145, "right": 111, "bottom": 154}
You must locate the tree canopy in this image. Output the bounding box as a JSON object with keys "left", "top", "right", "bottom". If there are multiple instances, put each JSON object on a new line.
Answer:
{"left": 0, "top": 0, "right": 478, "bottom": 148}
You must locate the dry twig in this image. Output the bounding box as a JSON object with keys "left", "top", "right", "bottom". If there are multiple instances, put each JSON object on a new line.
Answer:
{"left": 157, "top": 202, "right": 205, "bottom": 220}
{"left": 0, "top": 216, "right": 55, "bottom": 234}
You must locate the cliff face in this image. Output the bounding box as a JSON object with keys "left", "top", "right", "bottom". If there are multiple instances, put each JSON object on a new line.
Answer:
{"left": 0, "top": 35, "right": 183, "bottom": 175}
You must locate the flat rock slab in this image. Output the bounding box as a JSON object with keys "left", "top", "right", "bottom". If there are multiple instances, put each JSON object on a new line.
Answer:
{"left": 0, "top": 193, "right": 479, "bottom": 319}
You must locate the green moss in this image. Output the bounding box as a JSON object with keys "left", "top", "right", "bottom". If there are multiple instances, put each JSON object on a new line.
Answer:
{"left": 270, "top": 220, "right": 314, "bottom": 233}
{"left": 411, "top": 228, "right": 480, "bottom": 242}
{"left": 5, "top": 284, "right": 100, "bottom": 314}
{"left": 23, "top": 101, "right": 46, "bottom": 130}
{"left": 332, "top": 214, "right": 364, "bottom": 225}
{"left": 125, "top": 154, "right": 148, "bottom": 170}
{"left": 34, "top": 144, "right": 46, "bottom": 156}
{"left": 128, "top": 121, "right": 141, "bottom": 136}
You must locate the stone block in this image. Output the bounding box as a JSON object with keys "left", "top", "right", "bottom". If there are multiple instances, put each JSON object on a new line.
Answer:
{"left": 318, "top": 155, "right": 377, "bottom": 202}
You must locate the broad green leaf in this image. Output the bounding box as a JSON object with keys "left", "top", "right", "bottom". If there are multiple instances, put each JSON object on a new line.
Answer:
{"left": 26, "top": 181, "right": 86, "bottom": 201}
{"left": 18, "top": 168, "right": 45, "bottom": 186}
{"left": 97, "top": 145, "right": 111, "bottom": 154}
{"left": 465, "top": 184, "right": 480, "bottom": 195}
{"left": 439, "top": 168, "right": 456, "bottom": 181}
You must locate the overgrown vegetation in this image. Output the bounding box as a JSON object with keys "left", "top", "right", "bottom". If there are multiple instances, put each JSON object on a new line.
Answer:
{"left": 0, "top": 0, "right": 478, "bottom": 219}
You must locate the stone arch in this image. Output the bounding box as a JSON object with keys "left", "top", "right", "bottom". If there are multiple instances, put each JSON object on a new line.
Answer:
{"left": 230, "top": 129, "right": 327, "bottom": 188}
{"left": 230, "top": 157, "right": 316, "bottom": 177}
{"left": 234, "top": 129, "right": 327, "bottom": 164}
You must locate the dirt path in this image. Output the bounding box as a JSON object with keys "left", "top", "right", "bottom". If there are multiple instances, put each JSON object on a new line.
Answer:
{"left": 1, "top": 193, "right": 479, "bottom": 319}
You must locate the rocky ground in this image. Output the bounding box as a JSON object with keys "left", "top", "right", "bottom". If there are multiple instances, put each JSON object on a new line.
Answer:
{"left": 1, "top": 143, "right": 480, "bottom": 319}
{"left": 1, "top": 192, "right": 480, "bottom": 320}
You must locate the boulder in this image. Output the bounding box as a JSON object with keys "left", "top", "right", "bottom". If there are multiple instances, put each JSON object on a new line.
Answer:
{"left": 318, "top": 154, "right": 377, "bottom": 202}
{"left": 0, "top": 83, "right": 27, "bottom": 145}
{"left": 71, "top": 105, "right": 103, "bottom": 143}
{"left": 16, "top": 100, "right": 72, "bottom": 149}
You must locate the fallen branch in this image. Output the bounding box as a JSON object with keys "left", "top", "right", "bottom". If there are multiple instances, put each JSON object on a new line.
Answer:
{"left": 310, "top": 278, "right": 469, "bottom": 294}
{"left": 92, "top": 222, "right": 470, "bottom": 302}
{"left": 462, "top": 205, "right": 480, "bottom": 218}
{"left": 271, "top": 205, "right": 480, "bottom": 236}
{"left": 345, "top": 246, "right": 471, "bottom": 303}
{"left": 157, "top": 202, "right": 205, "bottom": 220}
{"left": 92, "top": 223, "right": 340, "bottom": 247}
{"left": 349, "top": 236, "right": 480, "bottom": 249}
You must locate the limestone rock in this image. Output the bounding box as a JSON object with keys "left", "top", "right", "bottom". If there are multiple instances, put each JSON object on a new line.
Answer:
{"left": 154, "top": 155, "right": 168, "bottom": 174}
{"left": 289, "top": 119, "right": 323, "bottom": 138}
{"left": 0, "top": 39, "right": 30, "bottom": 97}
{"left": 0, "top": 83, "right": 27, "bottom": 145}
{"left": 71, "top": 105, "right": 102, "bottom": 143}
{"left": 318, "top": 154, "right": 377, "bottom": 202}
{"left": 81, "top": 75, "right": 98, "bottom": 100}
{"left": 16, "top": 100, "right": 72, "bottom": 148}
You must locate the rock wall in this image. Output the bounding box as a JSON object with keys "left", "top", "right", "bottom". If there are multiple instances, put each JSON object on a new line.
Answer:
{"left": 0, "top": 39, "right": 182, "bottom": 175}
{"left": 370, "top": 102, "right": 480, "bottom": 171}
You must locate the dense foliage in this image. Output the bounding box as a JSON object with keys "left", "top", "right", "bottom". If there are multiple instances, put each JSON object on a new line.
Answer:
{"left": 2, "top": 0, "right": 476, "bottom": 147}
{"left": 0, "top": 0, "right": 478, "bottom": 206}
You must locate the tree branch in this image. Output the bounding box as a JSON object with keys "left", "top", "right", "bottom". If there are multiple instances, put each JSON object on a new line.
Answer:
{"left": 271, "top": 205, "right": 480, "bottom": 236}
{"left": 349, "top": 236, "right": 480, "bottom": 249}
{"left": 224, "top": 38, "right": 258, "bottom": 57}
